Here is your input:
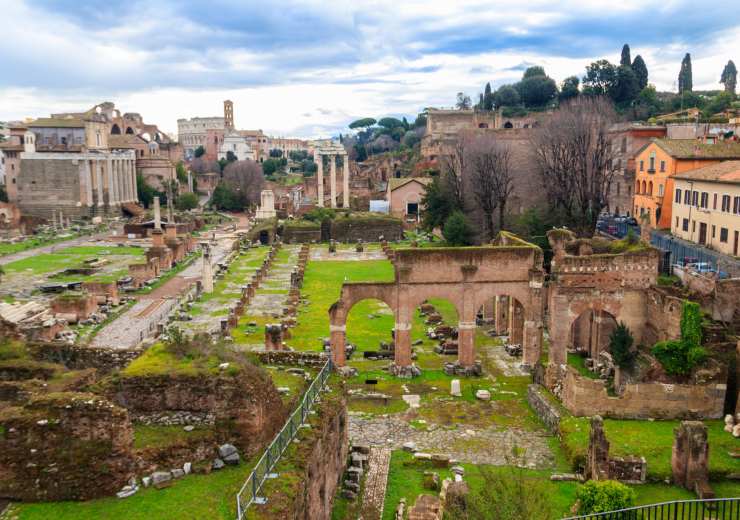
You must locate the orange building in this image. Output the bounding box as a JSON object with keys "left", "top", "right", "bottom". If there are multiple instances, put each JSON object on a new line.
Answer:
{"left": 632, "top": 139, "right": 740, "bottom": 229}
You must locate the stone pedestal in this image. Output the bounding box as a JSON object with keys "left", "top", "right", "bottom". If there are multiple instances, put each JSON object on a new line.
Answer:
{"left": 394, "top": 325, "right": 412, "bottom": 367}
{"left": 457, "top": 322, "right": 476, "bottom": 367}
{"left": 672, "top": 421, "right": 713, "bottom": 498}
{"left": 330, "top": 326, "right": 346, "bottom": 366}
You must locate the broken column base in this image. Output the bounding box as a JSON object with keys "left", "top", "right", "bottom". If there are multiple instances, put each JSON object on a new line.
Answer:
{"left": 388, "top": 362, "right": 422, "bottom": 378}
{"left": 335, "top": 366, "right": 358, "bottom": 378}
{"left": 443, "top": 361, "right": 482, "bottom": 377}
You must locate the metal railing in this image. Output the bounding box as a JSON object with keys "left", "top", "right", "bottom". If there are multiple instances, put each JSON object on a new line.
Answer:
{"left": 235, "top": 358, "right": 333, "bottom": 519}
{"left": 563, "top": 497, "right": 740, "bottom": 519}
{"left": 651, "top": 230, "right": 740, "bottom": 277}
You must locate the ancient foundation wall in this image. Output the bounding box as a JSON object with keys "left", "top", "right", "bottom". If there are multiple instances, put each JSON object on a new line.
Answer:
{"left": 561, "top": 368, "right": 726, "bottom": 419}
{"left": 527, "top": 384, "right": 561, "bottom": 434}
{"left": 282, "top": 224, "right": 321, "bottom": 243}
{"left": 0, "top": 392, "right": 134, "bottom": 501}
{"left": 106, "top": 370, "right": 286, "bottom": 455}
{"left": 643, "top": 287, "right": 683, "bottom": 345}
{"left": 255, "top": 350, "right": 327, "bottom": 367}
{"left": 28, "top": 342, "right": 144, "bottom": 374}
{"left": 330, "top": 217, "right": 403, "bottom": 242}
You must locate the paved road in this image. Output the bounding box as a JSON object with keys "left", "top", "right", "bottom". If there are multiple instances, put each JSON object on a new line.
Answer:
{"left": 90, "top": 228, "right": 239, "bottom": 349}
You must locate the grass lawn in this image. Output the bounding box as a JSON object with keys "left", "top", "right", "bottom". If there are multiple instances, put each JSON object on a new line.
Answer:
{"left": 10, "top": 461, "right": 256, "bottom": 520}
{"left": 133, "top": 425, "right": 216, "bottom": 450}
{"left": 380, "top": 450, "right": 740, "bottom": 520}
{"left": 120, "top": 342, "right": 236, "bottom": 377}
{"left": 287, "top": 260, "right": 395, "bottom": 351}
{"left": 560, "top": 417, "right": 740, "bottom": 480}
{"left": 3, "top": 245, "right": 144, "bottom": 278}
{"left": 567, "top": 352, "right": 600, "bottom": 379}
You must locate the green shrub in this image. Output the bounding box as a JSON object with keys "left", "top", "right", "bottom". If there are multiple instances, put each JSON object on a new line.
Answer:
{"left": 651, "top": 300, "right": 706, "bottom": 375}
{"left": 442, "top": 211, "right": 475, "bottom": 246}
{"left": 609, "top": 322, "right": 635, "bottom": 369}
{"left": 303, "top": 207, "right": 336, "bottom": 222}
{"left": 576, "top": 480, "right": 636, "bottom": 515}
{"left": 176, "top": 192, "right": 199, "bottom": 211}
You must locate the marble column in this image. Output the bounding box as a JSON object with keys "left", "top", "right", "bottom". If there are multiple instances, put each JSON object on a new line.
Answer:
{"left": 329, "top": 154, "right": 337, "bottom": 208}
{"left": 342, "top": 153, "right": 350, "bottom": 208}
{"left": 82, "top": 159, "right": 93, "bottom": 206}
{"left": 95, "top": 161, "right": 104, "bottom": 207}
{"left": 130, "top": 159, "right": 138, "bottom": 202}
{"left": 122, "top": 160, "right": 130, "bottom": 202}
{"left": 117, "top": 160, "right": 125, "bottom": 203}
{"left": 316, "top": 153, "right": 324, "bottom": 207}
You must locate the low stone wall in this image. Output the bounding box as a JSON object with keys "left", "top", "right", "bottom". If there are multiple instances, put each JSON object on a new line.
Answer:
{"left": 135, "top": 434, "right": 216, "bottom": 476}
{"left": 527, "top": 384, "right": 561, "bottom": 434}
{"left": 81, "top": 281, "right": 119, "bottom": 305}
{"left": 330, "top": 216, "right": 403, "bottom": 242}
{"left": 561, "top": 367, "right": 726, "bottom": 419}
{"left": 282, "top": 223, "right": 321, "bottom": 244}
{"left": 0, "top": 392, "right": 134, "bottom": 501}
{"left": 28, "top": 342, "right": 144, "bottom": 374}
{"left": 255, "top": 350, "right": 328, "bottom": 367}
{"left": 250, "top": 389, "right": 349, "bottom": 520}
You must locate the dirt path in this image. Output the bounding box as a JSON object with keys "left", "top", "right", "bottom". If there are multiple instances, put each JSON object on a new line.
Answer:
{"left": 359, "top": 447, "right": 391, "bottom": 520}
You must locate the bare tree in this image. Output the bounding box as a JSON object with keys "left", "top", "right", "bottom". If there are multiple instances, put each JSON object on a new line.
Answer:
{"left": 190, "top": 157, "right": 220, "bottom": 175}
{"left": 468, "top": 136, "right": 515, "bottom": 240}
{"left": 530, "top": 96, "right": 617, "bottom": 236}
{"left": 222, "top": 160, "right": 264, "bottom": 207}
{"left": 440, "top": 137, "right": 467, "bottom": 211}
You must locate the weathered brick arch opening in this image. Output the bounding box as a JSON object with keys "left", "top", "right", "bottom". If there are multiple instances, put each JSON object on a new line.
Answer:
{"left": 329, "top": 235, "right": 545, "bottom": 374}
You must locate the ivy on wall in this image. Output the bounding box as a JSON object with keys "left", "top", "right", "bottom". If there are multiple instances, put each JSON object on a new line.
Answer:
{"left": 651, "top": 300, "right": 706, "bottom": 376}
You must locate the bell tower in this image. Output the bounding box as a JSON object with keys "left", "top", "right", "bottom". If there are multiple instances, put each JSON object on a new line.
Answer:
{"left": 224, "top": 100, "right": 234, "bottom": 130}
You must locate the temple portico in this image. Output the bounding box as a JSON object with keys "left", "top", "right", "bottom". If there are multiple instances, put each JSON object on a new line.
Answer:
{"left": 314, "top": 142, "right": 350, "bottom": 208}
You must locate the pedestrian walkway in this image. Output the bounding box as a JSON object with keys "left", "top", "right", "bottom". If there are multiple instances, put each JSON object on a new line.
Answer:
{"left": 359, "top": 447, "right": 391, "bottom": 520}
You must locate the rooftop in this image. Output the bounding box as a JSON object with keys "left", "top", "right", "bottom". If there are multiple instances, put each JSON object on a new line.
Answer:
{"left": 388, "top": 177, "right": 433, "bottom": 191}
{"left": 109, "top": 134, "right": 146, "bottom": 148}
{"left": 28, "top": 117, "right": 85, "bottom": 129}
{"left": 673, "top": 160, "right": 740, "bottom": 185}
{"left": 648, "top": 138, "right": 740, "bottom": 159}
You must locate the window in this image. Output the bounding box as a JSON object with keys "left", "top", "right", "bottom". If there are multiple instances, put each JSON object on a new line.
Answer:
{"left": 692, "top": 191, "right": 699, "bottom": 207}
{"left": 713, "top": 193, "right": 718, "bottom": 210}
{"left": 616, "top": 183, "right": 620, "bottom": 196}
{"left": 734, "top": 196, "right": 740, "bottom": 215}
{"left": 649, "top": 152, "right": 656, "bottom": 172}
{"left": 682, "top": 218, "right": 689, "bottom": 231}
{"left": 675, "top": 188, "right": 682, "bottom": 203}
{"left": 675, "top": 216, "right": 679, "bottom": 228}
{"left": 721, "top": 195, "right": 731, "bottom": 212}
{"left": 658, "top": 184, "right": 664, "bottom": 197}
{"left": 648, "top": 181, "right": 653, "bottom": 195}
{"left": 684, "top": 190, "right": 691, "bottom": 204}
{"left": 692, "top": 221, "right": 696, "bottom": 233}
{"left": 712, "top": 225, "right": 716, "bottom": 238}
{"left": 628, "top": 185, "right": 631, "bottom": 196}
{"left": 640, "top": 160, "right": 644, "bottom": 172}
{"left": 660, "top": 160, "right": 666, "bottom": 172}
{"left": 720, "top": 227, "right": 729, "bottom": 243}
{"left": 700, "top": 192, "right": 708, "bottom": 208}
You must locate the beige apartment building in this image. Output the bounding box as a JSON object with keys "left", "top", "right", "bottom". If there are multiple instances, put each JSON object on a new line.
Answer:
{"left": 670, "top": 161, "right": 740, "bottom": 257}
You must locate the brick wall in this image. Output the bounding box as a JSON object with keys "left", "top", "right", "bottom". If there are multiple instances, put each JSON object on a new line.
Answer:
{"left": 561, "top": 367, "right": 726, "bottom": 419}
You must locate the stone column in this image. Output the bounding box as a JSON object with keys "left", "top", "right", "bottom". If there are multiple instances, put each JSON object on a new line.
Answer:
{"left": 394, "top": 322, "right": 412, "bottom": 367}
{"left": 80, "top": 159, "right": 92, "bottom": 206}
{"left": 95, "top": 161, "right": 104, "bottom": 207}
{"left": 316, "top": 153, "right": 324, "bottom": 207}
{"left": 495, "top": 295, "right": 508, "bottom": 335}
{"left": 329, "top": 154, "right": 337, "bottom": 208}
{"left": 105, "top": 158, "right": 114, "bottom": 206}
{"left": 131, "top": 159, "right": 139, "bottom": 202}
{"left": 118, "top": 160, "right": 126, "bottom": 203}
{"left": 153, "top": 196, "right": 161, "bottom": 230}
{"left": 672, "top": 421, "right": 713, "bottom": 498}
{"left": 342, "top": 153, "right": 350, "bottom": 208}
{"left": 330, "top": 324, "right": 346, "bottom": 366}
{"left": 510, "top": 301, "right": 524, "bottom": 346}
{"left": 125, "top": 159, "right": 133, "bottom": 202}
{"left": 457, "top": 321, "right": 476, "bottom": 367}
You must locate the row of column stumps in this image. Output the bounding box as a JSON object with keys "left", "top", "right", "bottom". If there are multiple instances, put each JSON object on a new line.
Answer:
{"left": 265, "top": 244, "right": 310, "bottom": 349}
{"left": 219, "top": 242, "right": 283, "bottom": 335}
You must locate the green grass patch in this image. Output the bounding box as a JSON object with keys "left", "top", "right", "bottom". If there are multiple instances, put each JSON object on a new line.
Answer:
{"left": 121, "top": 343, "right": 224, "bottom": 377}
{"left": 133, "top": 425, "right": 215, "bottom": 450}
{"left": 3, "top": 245, "right": 144, "bottom": 277}
{"left": 560, "top": 417, "right": 739, "bottom": 480}
{"left": 567, "top": 352, "right": 600, "bottom": 379}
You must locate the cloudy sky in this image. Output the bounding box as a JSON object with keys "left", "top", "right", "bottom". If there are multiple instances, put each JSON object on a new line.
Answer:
{"left": 1, "top": 0, "right": 738, "bottom": 138}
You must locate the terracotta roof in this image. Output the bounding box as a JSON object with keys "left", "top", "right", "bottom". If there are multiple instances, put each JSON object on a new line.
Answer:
{"left": 28, "top": 117, "right": 85, "bottom": 128}
{"left": 109, "top": 134, "right": 146, "bottom": 148}
{"left": 388, "top": 177, "right": 433, "bottom": 191}
{"left": 673, "top": 161, "right": 740, "bottom": 184}
{"left": 646, "top": 138, "right": 740, "bottom": 159}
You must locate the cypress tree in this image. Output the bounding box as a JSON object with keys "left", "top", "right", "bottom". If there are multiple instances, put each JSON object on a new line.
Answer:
{"left": 720, "top": 60, "right": 737, "bottom": 95}
{"left": 678, "top": 53, "right": 693, "bottom": 93}
{"left": 632, "top": 55, "right": 648, "bottom": 90}
{"left": 620, "top": 44, "right": 631, "bottom": 67}
{"left": 483, "top": 82, "right": 494, "bottom": 110}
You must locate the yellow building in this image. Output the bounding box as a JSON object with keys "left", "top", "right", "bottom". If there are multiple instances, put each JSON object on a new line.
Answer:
{"left": 670, "top": 161, "right": 740, "bottom": 257}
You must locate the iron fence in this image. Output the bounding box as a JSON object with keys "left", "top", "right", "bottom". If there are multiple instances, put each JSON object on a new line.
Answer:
{"left": 563, "top": 497, "right": 740, "bottom": 520}
{"left": 650, "top": 230, "right": 740, "bottom": 278}
{"left": 235, "top": 358, "right": 333, "bottom": 519}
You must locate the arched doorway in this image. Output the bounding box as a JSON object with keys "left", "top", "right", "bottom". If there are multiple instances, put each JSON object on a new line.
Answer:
{"left": 111, "top": 124, "right": 121, "bottom": 135}
{"left": 346, "top": 298, "right": 394, "bottom": 359}
{"left": 569, "top": 309, "right": 618, "bottom": 359}
{"left": 125, "top": 127, "right": 134, "bottom": 135}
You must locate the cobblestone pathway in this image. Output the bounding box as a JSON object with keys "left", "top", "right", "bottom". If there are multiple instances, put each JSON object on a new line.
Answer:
{"left": 359, "top": 447, "right": 391, "bottom": 520}
{"left": 349, "top": 415, "right": 554, "bottom": 468}
{"left": 245, "top": 245, "right": 300, "bottom": 318}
